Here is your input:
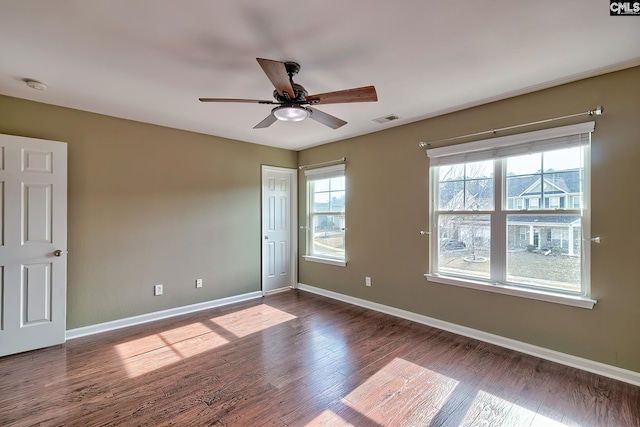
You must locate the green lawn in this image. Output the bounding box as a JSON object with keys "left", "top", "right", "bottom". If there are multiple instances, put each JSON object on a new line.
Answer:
{"left": 439, "top": 249, "right": 581, "bottom": 291}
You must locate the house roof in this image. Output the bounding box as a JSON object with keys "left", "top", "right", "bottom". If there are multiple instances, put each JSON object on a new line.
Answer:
{"left": 507, "top": 170, "right": 582, "bottom": 198}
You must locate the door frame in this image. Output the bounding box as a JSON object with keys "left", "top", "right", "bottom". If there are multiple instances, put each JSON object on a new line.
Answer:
{"left": 261, "top": 165, "right": 298, "bottom": 294}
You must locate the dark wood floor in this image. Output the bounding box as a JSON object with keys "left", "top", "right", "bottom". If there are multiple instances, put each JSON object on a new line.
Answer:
{"left": 1, "top": 290, "right": 639, "bottom": 427}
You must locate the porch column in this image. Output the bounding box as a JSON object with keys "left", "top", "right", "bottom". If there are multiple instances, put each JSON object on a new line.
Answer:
{"left": 529, "top": 224, "right": 534, "bottom": 245}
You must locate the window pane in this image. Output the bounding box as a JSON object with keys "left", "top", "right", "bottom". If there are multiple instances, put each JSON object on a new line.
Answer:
{"left": 313, "top": 192, "right": 330, "bottom": 212}
{"left": 311, "top": 178, "right": 345, "bottom": 212}
{"left": 437, "top": 214, "right": 490, "bottom": 280}
{"left": 507, "top": 153, "right": 541, "bottom": 175}
{"left": 439, "top": 180, "right": 464, "bottom": 210}
{"left": 314, "top": 179, "right": 330, "bottom": 192}
{"left": 543, "top": 147, "right": 582, "bottom": 171}
{"left": 437, "top": 163, "right": 494, "bottom": 211}
{"left": 546, "top": 170, "right": 581, "bottom": 204}
{"left": 311, "top": 214, "right": 345, "bottom": 259}
{"left": 465, "top": 179, "right": 493, "bottom": 210}
{"left": 506, "top": 147, "right": 582, "bottom": 212}
{"left": 329, "top": 190, "right": 345, "bottom": 212}
{"left": 506, "top": 170, "right": 581, "bottom": 212}
{"left": 506, "top": 215, "right": 581, "bottom": 292}
{"left": 439, "top": 164, "right": 464, "bottom": 182}
{"left": 465, "top": 161, "right": 493, "bottom": 179}
{"left": 330, "top": 177, "right": 345, "bottom": 191}
{"left": 506, "top": 174, "right": 540, "bottom": 211}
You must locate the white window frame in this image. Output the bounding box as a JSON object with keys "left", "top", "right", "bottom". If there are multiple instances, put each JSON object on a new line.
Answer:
{"left": 426, "top": 122, "right": 597, "bottom": 309}
{"left": 303, "top": 164, "right": 347, "bottom": 267}
{"left": 516, "top": 198, "right": 524, "bottom": 209}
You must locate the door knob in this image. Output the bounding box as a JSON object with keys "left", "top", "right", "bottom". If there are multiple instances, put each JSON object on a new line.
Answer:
{"left": 264, "top": 236, "right": 269, "bottom": 240}
{"left": 53, "top": 250, "right": 64, "bottom": 257}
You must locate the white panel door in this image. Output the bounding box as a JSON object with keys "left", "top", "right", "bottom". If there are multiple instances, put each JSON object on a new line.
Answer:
{"left": 0, "top": 134, "right": 67, "bottom": 357}
{"left": 261, "top": 166, "right": 296, "bottom": 294}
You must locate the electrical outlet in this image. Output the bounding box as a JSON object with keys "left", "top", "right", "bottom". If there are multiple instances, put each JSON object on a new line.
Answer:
{"left": 154, "top": 284, "right": 163, "bottom": 296}
{"left": 196, "top": 278, "right": 203, "bottom": 288}
{"left": 365, "top": 276, "right": 372, "bottom": 287}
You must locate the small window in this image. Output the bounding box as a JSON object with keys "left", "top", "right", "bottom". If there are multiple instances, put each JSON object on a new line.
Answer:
{"left": 572, "top": 195, "right": 582, "bottom": 208}
{"left": 304, "top": 164, "right": 346, "bottom": 266}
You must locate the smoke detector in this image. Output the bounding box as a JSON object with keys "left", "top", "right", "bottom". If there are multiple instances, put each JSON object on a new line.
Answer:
{"left": 25, "top": 79, "right": 47, "bottom": 90}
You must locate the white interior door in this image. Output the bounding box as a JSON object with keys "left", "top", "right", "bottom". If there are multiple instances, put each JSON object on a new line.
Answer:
{"left": 0, "top": 134, "right": 67, "bottom": 357}
{"left": 261, "top": 166, "right": 297, "bottom": 294}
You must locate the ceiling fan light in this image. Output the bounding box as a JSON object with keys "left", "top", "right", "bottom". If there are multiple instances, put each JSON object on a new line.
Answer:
{"left": 273, "top": 105, "right": 309, "bottom": 122}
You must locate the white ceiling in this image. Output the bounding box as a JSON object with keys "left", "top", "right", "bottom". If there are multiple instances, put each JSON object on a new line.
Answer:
{"left": 1, "top": 1, "right": 639, "bottom": 151}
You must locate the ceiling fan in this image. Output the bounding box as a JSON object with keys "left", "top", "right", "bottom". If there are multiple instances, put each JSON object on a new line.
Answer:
{"left": 199, "top": 58, "right": 378, "bottom": 130}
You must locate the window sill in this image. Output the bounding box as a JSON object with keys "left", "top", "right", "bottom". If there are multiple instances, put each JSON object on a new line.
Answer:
{"left": 303, "top": 256, "right": 347, "bottom": 267}
{"left": 424, "top": 274, "right": 596, "bottom": 309}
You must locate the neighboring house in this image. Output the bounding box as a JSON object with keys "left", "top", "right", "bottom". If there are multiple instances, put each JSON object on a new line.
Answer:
{"left": 507, "top": 215, "right": 581, "bottom": 255}
{"left": 506, "top": 169, "right": 582, "bottom": 255}
{"left": 506, "top": 169, "right": 583, "bottom": 210}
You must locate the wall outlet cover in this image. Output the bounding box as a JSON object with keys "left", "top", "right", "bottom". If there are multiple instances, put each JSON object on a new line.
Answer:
{"left": 154, "top": 284, "right": 163, "bottom": 296}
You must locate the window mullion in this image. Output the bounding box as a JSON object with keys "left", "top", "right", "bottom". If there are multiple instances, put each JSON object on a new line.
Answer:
{"left": 491, "top": 159, "right": 506, "bottom": 283}
{"left": 313, "top": 211, "right": 344, "bottom": 216}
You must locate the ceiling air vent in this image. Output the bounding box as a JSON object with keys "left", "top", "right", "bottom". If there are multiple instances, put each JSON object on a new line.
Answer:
{"left": 372, "top": 114, "right": 399, "bottom": 124}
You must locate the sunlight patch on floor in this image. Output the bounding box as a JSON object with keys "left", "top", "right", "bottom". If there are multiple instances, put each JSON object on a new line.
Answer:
{"left": 305, "top": 410, "right": 352, "bottom": 426}
{"left": 342, "top": 357, "right": 459, "bottom": 426}
{"left": 115, "top": 326, "right": 229, "bottom": 378}
{"left": 463, "top": 390, "right": 571, "bottom": 427}
{"left": 209, "top": 304, "right": 297, "bottom": 337}
{"left": 114, "top": 304, "right": 297, "bottom": 378}
{"left": 115, "top": 322, "right": 214, "bottom": 359}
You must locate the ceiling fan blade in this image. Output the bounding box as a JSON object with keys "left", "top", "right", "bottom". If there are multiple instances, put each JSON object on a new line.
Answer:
{"left": 308, "top": 107, "right": 347, "bottom": 129}
{"left": 256, "top": 58, "right": 296, "bottom": 100}
{"left": 199, "top": 98, "right": 275, "bottom": 104}
{"left": 306, "top": 85, "right": 378, "bottom": 105}
{"left": 253, "top": 113, "right": 278, "bottom": 129}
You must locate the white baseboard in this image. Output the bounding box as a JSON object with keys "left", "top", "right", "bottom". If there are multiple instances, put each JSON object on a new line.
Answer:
{"left": 66, "top": 291, "right": 263, "bottom": 340}
{"left": 297, "top": 283, "right": 640, "bottom": 387}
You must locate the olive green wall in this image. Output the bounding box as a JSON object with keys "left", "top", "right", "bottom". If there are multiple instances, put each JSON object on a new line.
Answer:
{"left": 298, "top": 66, "right": 640, "bottom": 373}
{"left": 0, "top": 96, "right": 297, "bottom": 329}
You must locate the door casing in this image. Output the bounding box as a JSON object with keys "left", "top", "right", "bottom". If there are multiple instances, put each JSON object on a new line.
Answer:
{"left": 261, "top": 165, "right": 297, "bottom": 294}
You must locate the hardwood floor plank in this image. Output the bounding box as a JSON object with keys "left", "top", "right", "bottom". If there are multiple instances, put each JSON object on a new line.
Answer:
{"left": 1, "top": 290, "right": 639, "bottom": 427}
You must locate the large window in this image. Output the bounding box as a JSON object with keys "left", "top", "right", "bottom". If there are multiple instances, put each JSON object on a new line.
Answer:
{"left": 304, "top": 164, "right": 346, "bottom": 266}
{"left": 427, "top": 122, "right": 595, "bottom": 306}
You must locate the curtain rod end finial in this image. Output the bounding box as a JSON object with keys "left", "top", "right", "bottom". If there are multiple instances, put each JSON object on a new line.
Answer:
{"left": 589, "top": 106, "right": 604, "bottom": 116}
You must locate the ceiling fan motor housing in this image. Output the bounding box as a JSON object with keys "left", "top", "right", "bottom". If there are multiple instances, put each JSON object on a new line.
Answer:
{"left": 273, "top": 83, "right": 308, "bottom": 103}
